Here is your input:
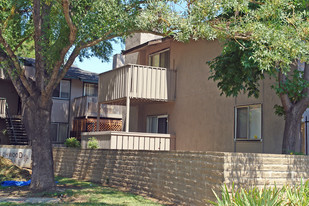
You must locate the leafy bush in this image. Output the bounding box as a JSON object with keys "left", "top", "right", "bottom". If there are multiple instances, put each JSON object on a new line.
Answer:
{"left": 87, "top": 137, "right": 99, "bottom": 149}
{"left": 64, "top": 137, "right": 80, "bottom": 148}
{"left": 210, "top": 181, "right": 309, "bottom": 206}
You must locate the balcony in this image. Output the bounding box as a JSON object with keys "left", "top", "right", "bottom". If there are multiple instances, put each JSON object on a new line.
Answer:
{"left": 81, "top": 131, "right": 176, "bottom": 151}
{"left": 99, "top": 64, "right": 176, "bottom": 105}
{"left": 72, "top": 96, "right": 122, "bottom": 119}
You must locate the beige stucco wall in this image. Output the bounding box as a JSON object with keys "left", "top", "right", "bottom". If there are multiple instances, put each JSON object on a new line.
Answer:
{"left": 131, "top": 39, "right": 284, "bottom": 154}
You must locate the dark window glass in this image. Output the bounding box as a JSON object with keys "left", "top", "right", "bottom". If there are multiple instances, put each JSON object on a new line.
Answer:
{"left": 149, "top": 50, "right": 170, "bottom": 69}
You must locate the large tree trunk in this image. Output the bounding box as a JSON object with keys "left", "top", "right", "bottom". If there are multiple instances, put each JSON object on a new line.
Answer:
{"left": 22, "top": 96, "right": 55, "bottom": 191}
{"left": 282, "top": 105, "right": 307, "bottom": 154}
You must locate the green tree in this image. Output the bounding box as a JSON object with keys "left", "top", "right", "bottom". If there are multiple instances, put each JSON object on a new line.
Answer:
{"left": 0, "top": 0, "right": 184, "bottom": 190}
{"left": 179, "top": 0, "right": 309, "bottom": 153}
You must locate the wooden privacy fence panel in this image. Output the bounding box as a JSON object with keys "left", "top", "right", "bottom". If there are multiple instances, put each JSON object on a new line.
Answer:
{"left": 71, "top": 118, "right": 122, "bottom": 140}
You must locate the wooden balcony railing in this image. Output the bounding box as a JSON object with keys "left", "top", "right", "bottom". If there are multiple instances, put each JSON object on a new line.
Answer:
{"left": 72, "top": 96, "right": 122, "bottom": 118}
{"left": 99, "top": 64, "right": 176, "bottom": 105}
{"left": 0, "top": 98, "right": 6, "bottom": 118}
{"left": 81, "top": 131, "right": 176, "bottom": 151}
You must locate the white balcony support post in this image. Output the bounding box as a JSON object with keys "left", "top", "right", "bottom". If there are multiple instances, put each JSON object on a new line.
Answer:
{"left": 125, "top": 66, "right": 132, "bottom": 132}
{"left": 97, "top": 102, "right": 100, "bottom": 131}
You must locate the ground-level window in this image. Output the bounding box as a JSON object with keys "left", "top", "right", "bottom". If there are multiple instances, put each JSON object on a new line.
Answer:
{"left": 53, "top": 80, "right": 70, "bottom": 99}
{"left": 146, "top": 115, "right": 168, "bottom": 134}
{"left": 149, "top": 49, "right": 170, "bottom": 69}
{"left": 83, "top": 83, "right": 98, "bottom": 97}
{"left": 235, "top": 104, "right": 262, "bottom": 140}
{"left": 51, "top": 123, "right": 68, "bottom": 143}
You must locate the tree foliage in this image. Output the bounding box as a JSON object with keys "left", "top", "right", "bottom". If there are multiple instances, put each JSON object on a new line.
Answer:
{"left": 208, "top": 40, "right": 264, "bottom": 98}
{"left": 0, "top": 0, "right": 186, "bottom": 190}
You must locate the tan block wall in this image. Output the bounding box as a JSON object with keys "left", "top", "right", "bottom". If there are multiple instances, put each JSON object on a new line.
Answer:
{"left": 223, "top": 153, "right": 309, "bottom": 189}
{"left": 53, "top": 148, "right": 309, "bottom": 206}
{"left": 53, "top": 148, "right": 224, "bottom": 205}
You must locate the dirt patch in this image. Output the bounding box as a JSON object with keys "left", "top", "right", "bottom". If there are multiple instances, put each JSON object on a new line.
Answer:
{"left": 0, "top": 156, "right": 31, "bottom": 182}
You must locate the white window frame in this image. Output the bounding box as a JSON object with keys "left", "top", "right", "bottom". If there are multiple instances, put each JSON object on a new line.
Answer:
{"left": 234, "top": 104, "right": 262, "bottom": 141}
{"left": 146, "top": 115, "right": 168, "bottom": 134}
{"left": 51, "top": 122, "right": 69, "bottom": 143}
{"left": 148, "top": 49, "right": 170, "bottom": 68}
{"left": 52, "top": 80, "right": 70, "bottom": 99}
{"left": 83, "top": 82, "right": 98, "bottom": 97}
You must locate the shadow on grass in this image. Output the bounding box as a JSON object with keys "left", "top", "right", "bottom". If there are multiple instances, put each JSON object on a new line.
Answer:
{"left": 0, "top": 177, "right": 163, "bottom": 206}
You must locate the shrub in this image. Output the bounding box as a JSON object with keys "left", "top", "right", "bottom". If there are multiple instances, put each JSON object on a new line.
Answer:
{"left": 87, "top": 137, "right": 99, "bottom": 149}
{"left": 209, "top": 181, "right": 309, "bottom": 206}
{"left": 209, "top": 184, "right": 283, "bottom": 206}
{"left": 64, "top": 137, "right": 80, "bottom": 148}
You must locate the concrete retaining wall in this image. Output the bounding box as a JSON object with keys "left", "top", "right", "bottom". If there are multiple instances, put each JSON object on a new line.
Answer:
{"left": 53, "top": 148, "right": 309, "bottom": 205}
{"left": 2, "top": 145, "right": 309, "bottom": 205}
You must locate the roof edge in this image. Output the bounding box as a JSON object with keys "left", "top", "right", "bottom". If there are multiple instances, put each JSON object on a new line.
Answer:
{"left": 122, "top": 36, "right": 171, "bottom": 55}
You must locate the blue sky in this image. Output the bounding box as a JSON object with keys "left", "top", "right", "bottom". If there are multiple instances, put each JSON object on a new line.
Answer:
{"left": 74, "top": 41, "right": 125, "bottom": 74}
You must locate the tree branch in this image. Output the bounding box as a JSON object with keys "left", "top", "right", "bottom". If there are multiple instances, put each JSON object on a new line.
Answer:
{"left": 62, "top": 0, "right": 77, "bottom": 44}
{"left": 13, "top": 33, "right": 34, "bottom": 53}
{"left": 278, "top": 70, "right": 292, "bottom": 112}
{"left": 295, "top": 63, "right": 309, "bottom": 112}
{"left": 56, "top": 32, "right": 114, "bottom": 82}
{"left": 0, "top": 28, "right": 35, "bottom": 96}
{"left": 210, "top": 24, "right": 252, "bottom": 40}
{"left": 33, "top": 0, "right": 45, "bottom": 93}
{"left": 43, "top": 0, "right": 77, "bottom": 97}
{"left": 0, "top": 48, "right": 30, "bottom": 100}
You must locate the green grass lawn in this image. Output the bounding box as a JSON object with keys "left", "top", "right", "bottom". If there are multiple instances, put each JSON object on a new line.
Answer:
{"left": 0, "top": 177, "right": 165, "bottom": 206}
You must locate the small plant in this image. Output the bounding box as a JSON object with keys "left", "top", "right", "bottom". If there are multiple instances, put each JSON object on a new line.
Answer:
{"left": 64, "top": 137, "right": 80, "bottom": 148}
{"left": 1, "top": 129, "right": 8, "bottom": 136}
{"left": 209, "top": 181, "right": 309, "bottom": 206}
{"left": 288, "top": 150, "right": 304, "bottom": 155}
{"left": 87, "top": 137, "right": 99, "bottom": 149}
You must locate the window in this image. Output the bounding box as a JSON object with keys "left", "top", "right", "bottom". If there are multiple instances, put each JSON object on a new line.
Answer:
{"left": 51, "top": 123, "right": 68, "bottom": 143}
{"left": 83, "top": 83, "right": 98, "bottom": 97}
{"left": 235, "top": 104, "right": 262, "bottom": 140}
{"left": 53, "top": 80, "right": 70, "bottom": 99}
{"left": 146, "top": 115, "right": 168, "bottom": 134}
{"left": 149, "top": 49, "right": 170, "bottom": 69}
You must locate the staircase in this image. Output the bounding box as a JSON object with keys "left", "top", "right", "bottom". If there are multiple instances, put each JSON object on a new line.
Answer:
{"left": 5, "top": 117, "right": 29, "bottom": 145}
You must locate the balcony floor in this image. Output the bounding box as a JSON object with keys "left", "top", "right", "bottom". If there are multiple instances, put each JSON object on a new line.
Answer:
{"left": 101, "top": 97, "right": 170, "bottom": 106}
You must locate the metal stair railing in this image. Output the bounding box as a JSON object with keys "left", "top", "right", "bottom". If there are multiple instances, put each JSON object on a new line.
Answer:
{"left": 5, "top": 101, "right": 17, "bottom": 144}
